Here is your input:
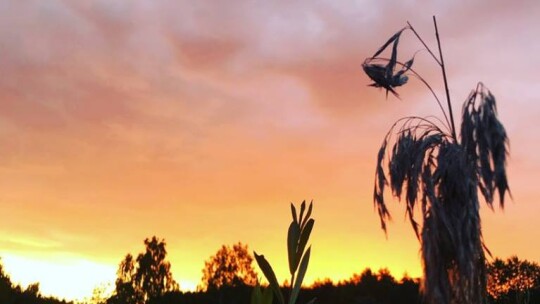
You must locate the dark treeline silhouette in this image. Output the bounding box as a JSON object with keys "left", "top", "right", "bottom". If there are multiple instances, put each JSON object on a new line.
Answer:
{"left": 1, "top": 238, "right": 538, "bottom": 304}
{"left": 298, "top": 269, "right": 420, "bottom": 304}
{"left": 103, "top": 238, "right": 539, "bottom": 304}
{"left": 134, "top": 268, "right": 420, "bottom": 304}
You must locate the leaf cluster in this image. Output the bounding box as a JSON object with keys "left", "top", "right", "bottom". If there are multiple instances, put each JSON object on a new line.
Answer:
{"left": 253, "top": 201, "right": 316, "bottom": 304}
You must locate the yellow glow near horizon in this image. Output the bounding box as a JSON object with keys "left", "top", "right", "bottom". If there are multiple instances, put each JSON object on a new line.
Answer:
{"left": 1, "top": 253, "right": 116, "bottom": 301}
{"left": 0, "top": 248, "right": 418, "bottom": 302}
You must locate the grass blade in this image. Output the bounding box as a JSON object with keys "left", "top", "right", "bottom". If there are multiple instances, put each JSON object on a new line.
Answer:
{"left": 254, "top": 252, "right": 285, "bottom": 304}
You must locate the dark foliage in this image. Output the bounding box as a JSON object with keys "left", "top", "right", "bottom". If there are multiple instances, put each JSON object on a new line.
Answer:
{"left": 146, "top": 285, "right": 255, "bottom": 304}
{"left": 201, "top": 242, "right": 258, "bottom": 291}
{"left": 107, "top": 236, "right": 178, "bottom": 304}
{"left": 487, "top": 256, "right": 540, "bottom": 304}
{"left": 114, "top": 268, "right": 420, "bottom": 304}
{"left": 298, "top": 269, "right": 420, "bottom": 304}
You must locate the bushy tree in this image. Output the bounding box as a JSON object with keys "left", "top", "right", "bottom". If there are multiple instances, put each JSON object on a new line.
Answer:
{"left": 135, "top": 237, "right": 178, "bottom": 299}
{"left": 487, "top": 256, "right": 540, "bottom": 304}
{"left": 108, "top": 236, "right": 178, "bottom": 304}
{"left": 201, "top": 242, "right": 258, "bottom": 291}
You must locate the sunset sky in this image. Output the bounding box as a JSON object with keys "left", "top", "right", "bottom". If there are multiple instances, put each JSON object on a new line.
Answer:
{"left": 1, "top": 0, "right": 539, "bottom": 301}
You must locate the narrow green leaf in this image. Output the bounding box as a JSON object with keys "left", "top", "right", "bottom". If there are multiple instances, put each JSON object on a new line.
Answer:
{"left": 251, "top": 285, "right": 262, "bottom": 304}
{"left": 300, "top": 201, "right": 313, "bottom": 229}
{"left": 305, "top": 298, "right": 317, "bottom": 304}
{"left": 296, "top": 219, "right": 314, "bottom": 265}
{"left": 287, "top": 222, "right": 301, "bottom": 274}
{"left": 289, "top": 247, "right": 311, "bottom": 304}
{"left": 254, "top": 252, "right": 285, "bottom": 304}
{"left": 262, "top": 286, "right": 274, "bottom": 304}
{"left": 290, "top": 203, "right": 298, "bottom": 224}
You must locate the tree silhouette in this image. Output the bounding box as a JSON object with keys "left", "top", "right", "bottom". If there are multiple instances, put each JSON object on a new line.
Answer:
{"left": 109, "top": 254, "right": 143, "bottom": 304}
{"left": 108, "top": 237, "right": 178, "bottom": 304}
{"left": 134, "top": 237, "right": 178, "bottom": 300}
{"left": 363, "top": 17, "right": 510, "bottom": 304}
{"left": 201, "top": 242, "right": 258, "bottom": 291}
{"left": 487, "top": 256, "right": 540, "bottom": 304}
{"left": 0, "top": 261, "right": 14, "bottom": 303}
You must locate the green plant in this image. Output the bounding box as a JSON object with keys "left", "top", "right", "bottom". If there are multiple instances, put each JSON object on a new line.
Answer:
{"left": 253, "top": 201, "right": 316, "bottom": 304}
{"left": 363, "top": 17, "right": 510, "bottom": 304}
{"left": 250, "top": 284, "right": 274, "bottom": 304}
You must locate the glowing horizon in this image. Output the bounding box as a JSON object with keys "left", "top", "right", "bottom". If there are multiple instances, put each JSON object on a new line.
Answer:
{"left": 1, "top": 0, "right": 539, "bottom": 301}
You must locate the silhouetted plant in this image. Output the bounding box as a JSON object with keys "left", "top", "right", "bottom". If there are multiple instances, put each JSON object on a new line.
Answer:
{"left": 363, "top": 16, "right": 510, "bottom": 304}
{"left": 200, "top": 242, "right": 258, "bottom": 291}
{"left": 253, "top": 200, "right": 316, "bottom": 304}
{"left": 251, "top": 284, "right": 273, "bottom": 304}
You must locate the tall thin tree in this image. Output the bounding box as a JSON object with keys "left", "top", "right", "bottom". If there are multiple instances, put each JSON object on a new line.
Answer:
{"left": 362, "top": 16, "right": 510, "bottom": 304}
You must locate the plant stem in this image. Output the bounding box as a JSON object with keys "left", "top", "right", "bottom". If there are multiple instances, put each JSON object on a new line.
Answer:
{"left": 290, "top": 273, "right": 296, "bottom": 303}
{"left": 433, "top": 16, "right": 457, "bottom": 142}
{"left": 406, "top": 21, "right": 441, "bottom": 66}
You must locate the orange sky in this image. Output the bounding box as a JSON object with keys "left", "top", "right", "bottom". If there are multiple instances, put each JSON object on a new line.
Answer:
{"left": 1, "top": 0, "right": 539, "bottom": 301}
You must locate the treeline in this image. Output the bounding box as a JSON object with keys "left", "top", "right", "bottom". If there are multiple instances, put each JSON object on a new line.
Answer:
{"left": 1, "top": 237, "right": 539, "bottom": 304}
{"left": 93, "top": 237, "right": 540, "bottom": 304}
{"left": 149, "top": 269, "right": 420, "bottom": 304}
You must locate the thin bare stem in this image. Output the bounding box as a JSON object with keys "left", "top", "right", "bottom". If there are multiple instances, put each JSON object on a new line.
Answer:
{"left": 433, "top": 16, "right": 457, "bottom": 142}
{"left": 290, "top": 272, "right": 296, "bottom": 302}
{"left": 406, "top": 21, "right": 442, "bottom": 66}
